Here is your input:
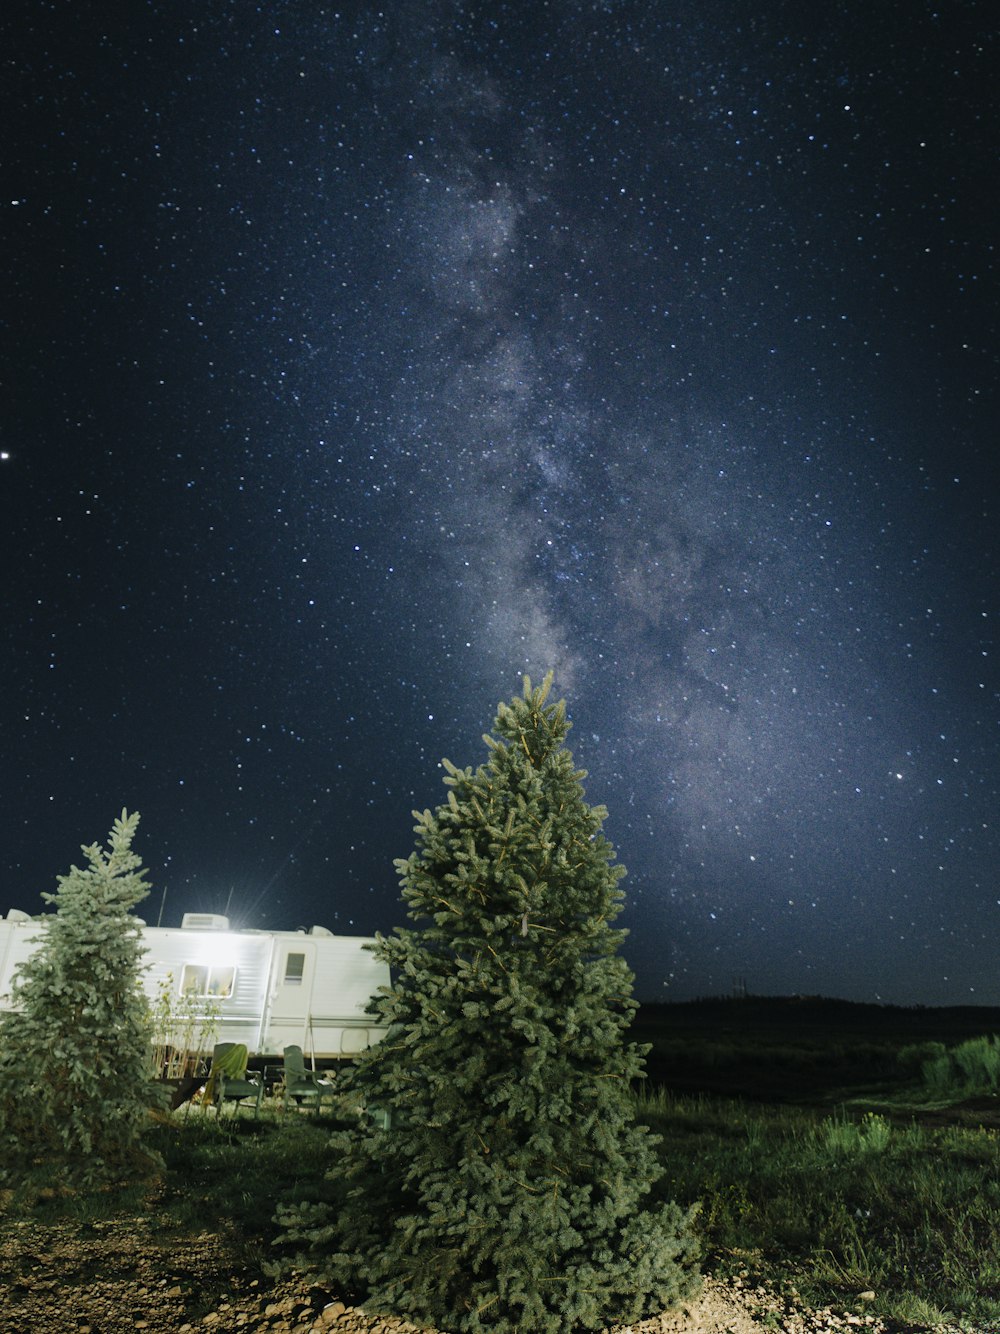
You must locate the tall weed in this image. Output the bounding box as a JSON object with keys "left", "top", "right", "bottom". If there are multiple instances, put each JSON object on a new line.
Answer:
{"left": 820, "top": 1112, "right": 891, "bottom": 1157}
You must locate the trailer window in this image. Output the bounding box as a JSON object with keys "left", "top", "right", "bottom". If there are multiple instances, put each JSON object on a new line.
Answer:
{"left": 283, "top": 952, "right": 306, "bottom": 986}
{"left": 207, "top": 965, "right": 236, "bottom": 997}
{"left": 179, "top": 964, "right": 236, "bottom": 999}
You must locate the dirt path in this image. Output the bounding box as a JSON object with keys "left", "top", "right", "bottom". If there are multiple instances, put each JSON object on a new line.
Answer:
{"left": 0, "top": 1217, "right": 916, "bottom": 1334}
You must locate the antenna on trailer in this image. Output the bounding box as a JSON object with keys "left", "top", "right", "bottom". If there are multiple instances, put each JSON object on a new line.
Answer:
{"left": 223, "top": 885, "right": 234, "bottom": 919}
{"left": 156, "top": 886, "right": 167, "bottom": 929}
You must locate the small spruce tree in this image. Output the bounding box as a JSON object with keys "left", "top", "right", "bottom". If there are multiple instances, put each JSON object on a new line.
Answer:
{"left": 277, "top": 676, "right": 699, "bottom": 1332}
{"left": 0, "top": 809, "right": 161, "bottom": 1188}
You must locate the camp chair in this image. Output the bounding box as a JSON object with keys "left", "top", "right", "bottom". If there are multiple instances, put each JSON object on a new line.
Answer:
{"left": 281, "top": 1045, "right": 334, "bottom": 1115}
{"left": 204, "top": 1042, "right": 263, "bottom": 1118}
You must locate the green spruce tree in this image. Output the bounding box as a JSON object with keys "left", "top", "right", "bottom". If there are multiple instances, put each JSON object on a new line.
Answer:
{"left": 0, "top": 809, "right": 161, "bottom": 1188}
{"left": 277, "top": 676, "right": 699, "bottom": 1331}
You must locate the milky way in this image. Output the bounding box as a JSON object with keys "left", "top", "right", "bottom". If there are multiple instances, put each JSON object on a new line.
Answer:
{"left": 3, "top": 2, "right": 997, "bottom": 1003}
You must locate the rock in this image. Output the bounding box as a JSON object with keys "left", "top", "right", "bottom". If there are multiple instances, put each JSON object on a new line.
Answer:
{"left": 0, "top": 1216, "right": 898, "bottom": 1334}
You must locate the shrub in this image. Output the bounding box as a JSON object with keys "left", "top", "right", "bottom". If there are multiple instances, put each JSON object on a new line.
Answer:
{"left": 922, "top": 1051, "right": 958, "bottom": 1097}
{"left": 953, "top": 1036, "right": 1000, "bottom": 1092}
{"left": 909, "top": 1035, "right": 1000, "bottom": 1099}
{"left": 897, "top": 1040, "right": 947, "bottom": 1073}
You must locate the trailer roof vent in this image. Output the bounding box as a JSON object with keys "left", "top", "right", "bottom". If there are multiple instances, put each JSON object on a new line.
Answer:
{"left": 181, "top": 913, "right": 230, "bottom": 931}
{"left": 310, "top": 924, "right": 334, "bottom": 936}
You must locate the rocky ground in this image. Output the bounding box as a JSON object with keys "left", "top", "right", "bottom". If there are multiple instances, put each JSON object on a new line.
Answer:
{"left": 0, "top": 1215, "right": 912, "bottom": 1334}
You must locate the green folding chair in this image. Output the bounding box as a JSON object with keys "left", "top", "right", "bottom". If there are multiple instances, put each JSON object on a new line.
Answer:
{"left": 281, "top": 1045, "right": 334, "bottom": 1115}
{"left": 204, "top": 1042, "right": 263, "bottom": 1117}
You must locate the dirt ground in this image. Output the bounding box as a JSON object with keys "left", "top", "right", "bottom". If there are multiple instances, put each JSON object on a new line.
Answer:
{"left": 0, "top": 1213, "right": 922, "bottom": 1334}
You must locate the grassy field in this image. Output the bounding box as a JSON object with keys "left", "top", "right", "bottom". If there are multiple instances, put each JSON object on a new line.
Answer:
{"left": 630, "top": 994, "right": 1000, "bottom": 1104}
{"left": 629, "top": 996, "right": 1000, "bottom": 1326}
{"left": 635, "top": 1088, "right": 1000, "bottom": 1327}
{"left": 5, "top": 997, "right": 1000, "bottom": 1328}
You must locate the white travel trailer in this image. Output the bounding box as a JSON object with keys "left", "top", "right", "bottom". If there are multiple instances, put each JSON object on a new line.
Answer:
{"left": 0, "top": 909, "right": 390, "bottom": 1062}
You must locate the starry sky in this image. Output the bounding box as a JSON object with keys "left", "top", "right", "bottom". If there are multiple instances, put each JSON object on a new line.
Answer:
{"left": 4, "top": 1, "right": 997, "bottom": 1006}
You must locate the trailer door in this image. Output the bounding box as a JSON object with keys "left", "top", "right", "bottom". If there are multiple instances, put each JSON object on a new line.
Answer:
{"left": 264, "top": 939, "right": 317, "bottom": 1052}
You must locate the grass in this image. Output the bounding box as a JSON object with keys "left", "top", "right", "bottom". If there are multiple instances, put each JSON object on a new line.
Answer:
{"left": 634, "top": 1085, "right": 1000, "bottom": 1327}
{"left": 151, "top": 1108, "right": 339, "bottom": 1246}
{"left": 630, "top": 996, "right": 1000, "bottom": 1103}
{"left": 8, "top": 1092, "right": 1000, "bottom": 1326}
{"left": 0, "top": 1099, "right": 339, "bottom": 1268}
{"left": 7, "top": 1003, "right": 1000, "bottom": 1329}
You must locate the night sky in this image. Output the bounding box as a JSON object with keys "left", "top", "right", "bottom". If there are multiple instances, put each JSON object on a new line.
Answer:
{"left": 4, "top": 2, "right": 997, "bottom": 1006}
